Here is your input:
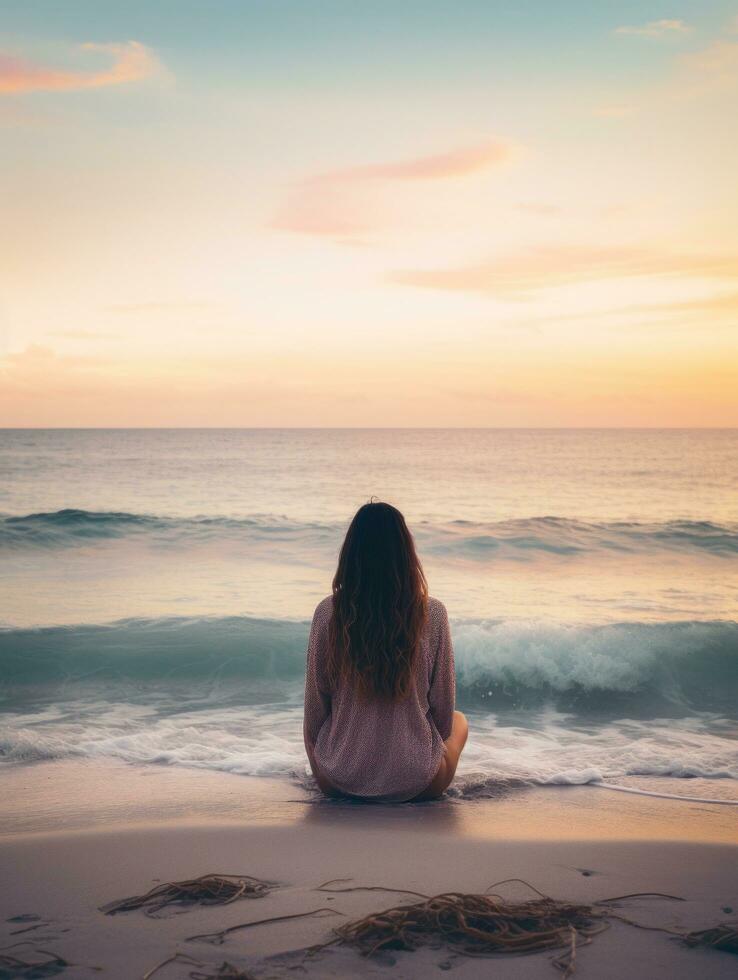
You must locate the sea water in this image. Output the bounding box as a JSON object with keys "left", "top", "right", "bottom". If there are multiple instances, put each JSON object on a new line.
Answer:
{"left": 1, "top": 429, "right": 737, "bottom": 801}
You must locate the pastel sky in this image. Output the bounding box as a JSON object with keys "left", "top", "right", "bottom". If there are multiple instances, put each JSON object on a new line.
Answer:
{"left": 1, "top": 0, "right": 737, "bottom": 426}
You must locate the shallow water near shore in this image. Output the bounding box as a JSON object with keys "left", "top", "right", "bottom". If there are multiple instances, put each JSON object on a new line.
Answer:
{"left": 1, "top": 428, "right": 737, "bottom": 803}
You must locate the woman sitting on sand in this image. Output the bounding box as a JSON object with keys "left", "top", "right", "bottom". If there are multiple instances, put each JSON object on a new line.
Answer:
{"left": 303, "top": 500, "right": 468, "bottom": 802}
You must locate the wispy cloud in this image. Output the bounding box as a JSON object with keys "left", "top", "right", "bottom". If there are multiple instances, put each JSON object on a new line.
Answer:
{"left": 272, "top": 185, "right": 376, "bottom": 237}
{"left": 0, "top": 41, "right": 160, "bottom": 95}
{"left": 674, "top": 39, "right": 738, "bottom": 95}
{"left": 507, "top": 291, "right": 738, "bottom": 330}
{"left": 599, "top": 24, "right": 738, "bottom": 116}
{"left": 623, "top": 290, "right": 738, "bottom": 317}
{"left": 390, "top": 246, "right": 738, "bottom": 297}
{"left": 315, "top": 142, "right": 514, "bottom": 183}
{"left": 0, "top": 344, "right": 110, "bottom": 380}
{"left": 273, "top": 140, "right": 517, "bottom": 238}
{"left": 614, "top": 19, "right": 691, "bottom": 38}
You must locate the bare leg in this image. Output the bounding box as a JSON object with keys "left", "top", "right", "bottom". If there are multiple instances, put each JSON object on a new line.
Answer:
{"left": 411, "top": 710, "right": 469, "bottom": 801}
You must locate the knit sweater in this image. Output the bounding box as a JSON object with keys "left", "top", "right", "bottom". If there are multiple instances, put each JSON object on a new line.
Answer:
{"left": 303, "top": 594, "right": 455, "bottom": 802}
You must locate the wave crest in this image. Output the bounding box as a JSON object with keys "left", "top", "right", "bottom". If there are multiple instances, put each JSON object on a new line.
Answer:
{"left": 1, "top": 615, "right": 736, "bottom": 717}
{"left": 2, "top": 509, "right": 738, "bottom": 559}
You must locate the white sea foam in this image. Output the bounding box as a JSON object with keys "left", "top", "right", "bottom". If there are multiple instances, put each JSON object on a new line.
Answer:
{"left": 452, "top": 619, "right": 737, "bottom": 697}
{"left": 1, "top": 613, "right": 736, "bottom": 804}
{"left": 2, "top": 699, "right": 736, "bottom": 804}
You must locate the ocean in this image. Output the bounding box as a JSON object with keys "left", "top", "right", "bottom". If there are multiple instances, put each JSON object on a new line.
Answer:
{"left": 1, "top": 428, "right": 737, "bottom": 803}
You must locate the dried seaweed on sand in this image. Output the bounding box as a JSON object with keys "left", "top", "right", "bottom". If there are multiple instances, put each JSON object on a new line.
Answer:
{"left": 326, "top": 891, "right": 607, "bottom": 975}
{"left": 100, "top": 873, "right": 272, "bottom": 917}
{"left": 682, "top": 923, "right": 738, "bottom": 953}
{"left": 142, "top": 952, "right": 204, "bottom": 980}
{"left": 307, "top": 879, "right": 728, "bottom": 977}
{"left": 0, "top": 947, "right": 68, "bottom": 978}
{"left": 142, "top": 953, "right": 257, "bottom": 980}
{"left": 189, "top": 963, "right": 257, "bottom": 980}
{"left": 187, "top": 908, "right": 342, "bottom": 945}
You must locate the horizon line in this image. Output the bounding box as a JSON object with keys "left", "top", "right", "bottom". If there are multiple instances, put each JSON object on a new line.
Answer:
{"left": 1, "top": 426, "right": 737, "bottom": 432}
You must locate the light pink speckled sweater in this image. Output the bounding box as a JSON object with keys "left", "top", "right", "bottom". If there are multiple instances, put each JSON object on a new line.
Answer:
{"left": 303, "top": 595, "right": 456, "bottom": 802}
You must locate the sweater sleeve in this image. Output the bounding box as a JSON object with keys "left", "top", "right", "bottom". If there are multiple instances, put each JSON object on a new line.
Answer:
{"left": 303, "top": 600, "right": 332, "bottom": 749}
{"left": 428, "top": 601, "right": 456, "bottom": 741}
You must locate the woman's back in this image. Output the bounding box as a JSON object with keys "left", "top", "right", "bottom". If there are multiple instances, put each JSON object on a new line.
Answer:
{"left": 303, "top": 593, "right": 456, "bottom": 802}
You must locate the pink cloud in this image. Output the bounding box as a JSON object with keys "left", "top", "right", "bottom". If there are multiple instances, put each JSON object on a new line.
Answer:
{"left": 272, "top": 180, "right": 380, "bottom": 238}
{"left": 274, "top": 140, "right": 517, "bottom": 238}
{"left": 318, "top": 141, "right": 514, "bottom": 183}
{"left": 0, "top": 41, "right": 160, "bottom": 95}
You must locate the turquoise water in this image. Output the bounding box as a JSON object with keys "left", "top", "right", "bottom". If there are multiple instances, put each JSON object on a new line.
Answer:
{"left": 1, "top": 429, "right": 737, "bottom": 800}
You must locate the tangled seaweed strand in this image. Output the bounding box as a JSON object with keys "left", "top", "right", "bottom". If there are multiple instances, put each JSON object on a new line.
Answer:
{"left": 142, "top": 954, "right": 258, "bottom": 980}
{"left": 143, "top": 953, "right": 204, "bottom": 980}
{"left": 0, "top": 947, "right": 68, "bottom": 978}
{"left": 682, "top": 924, "right": 738, "bottom": 953}
{"left": 187, "top": 908, "right": 341, "bottom": 946}
{"left": 331, "top": 891, "right": 606, "bottom": 967}
{"left": 143, "top": 911, "right": 341, "bottom": 979}
{"left": 100, "top": 873, "right": 272, "bottom": 918}
{"left": 308, "top": 880, "right": 720, "bottom": 977}
{"left": 189, "top": 963, "right": 257, "bottom": 980}
{"left": 316, "top": 877, "right": 428, "bottom": 900}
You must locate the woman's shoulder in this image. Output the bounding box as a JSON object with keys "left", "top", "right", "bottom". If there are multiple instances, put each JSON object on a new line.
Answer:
{"left": 427, "top": 595, "right": 448, "bottom": 620}
{"left": 425, "top": 596, "right": 449, "bottom": 639}
{"left": 312, "top": 594, "right": 334, "bottom": 625}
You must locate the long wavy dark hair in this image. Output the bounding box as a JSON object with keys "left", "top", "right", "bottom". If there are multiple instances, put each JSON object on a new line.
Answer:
{"left": 327, "top": 501, "right": 428, "bottom": 701}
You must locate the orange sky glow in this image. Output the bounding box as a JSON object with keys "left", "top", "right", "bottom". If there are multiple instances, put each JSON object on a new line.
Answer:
{"left": 1, "top": 3, "right": 737, "bottom": 426}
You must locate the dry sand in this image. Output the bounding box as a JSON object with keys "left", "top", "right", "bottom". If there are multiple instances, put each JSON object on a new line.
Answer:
{"left": 1, "top": 760, "right": 736, "bottom": 979}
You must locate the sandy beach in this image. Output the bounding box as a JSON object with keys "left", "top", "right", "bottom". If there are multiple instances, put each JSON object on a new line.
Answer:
{"left": 1, "top": 760, "right": 736, "bottom": 979}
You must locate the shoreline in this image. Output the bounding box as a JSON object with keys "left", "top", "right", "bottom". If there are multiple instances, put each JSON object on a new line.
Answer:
{"left": 2, "top": 758, "right": 738, "bottom": 843}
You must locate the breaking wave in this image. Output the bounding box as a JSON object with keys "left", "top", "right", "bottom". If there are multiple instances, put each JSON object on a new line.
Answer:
{"left": 1, "top": 614, "right": 736, "bottom": 717}
{"left": 1, "top": 614, "right": 736, "bottom": 796}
